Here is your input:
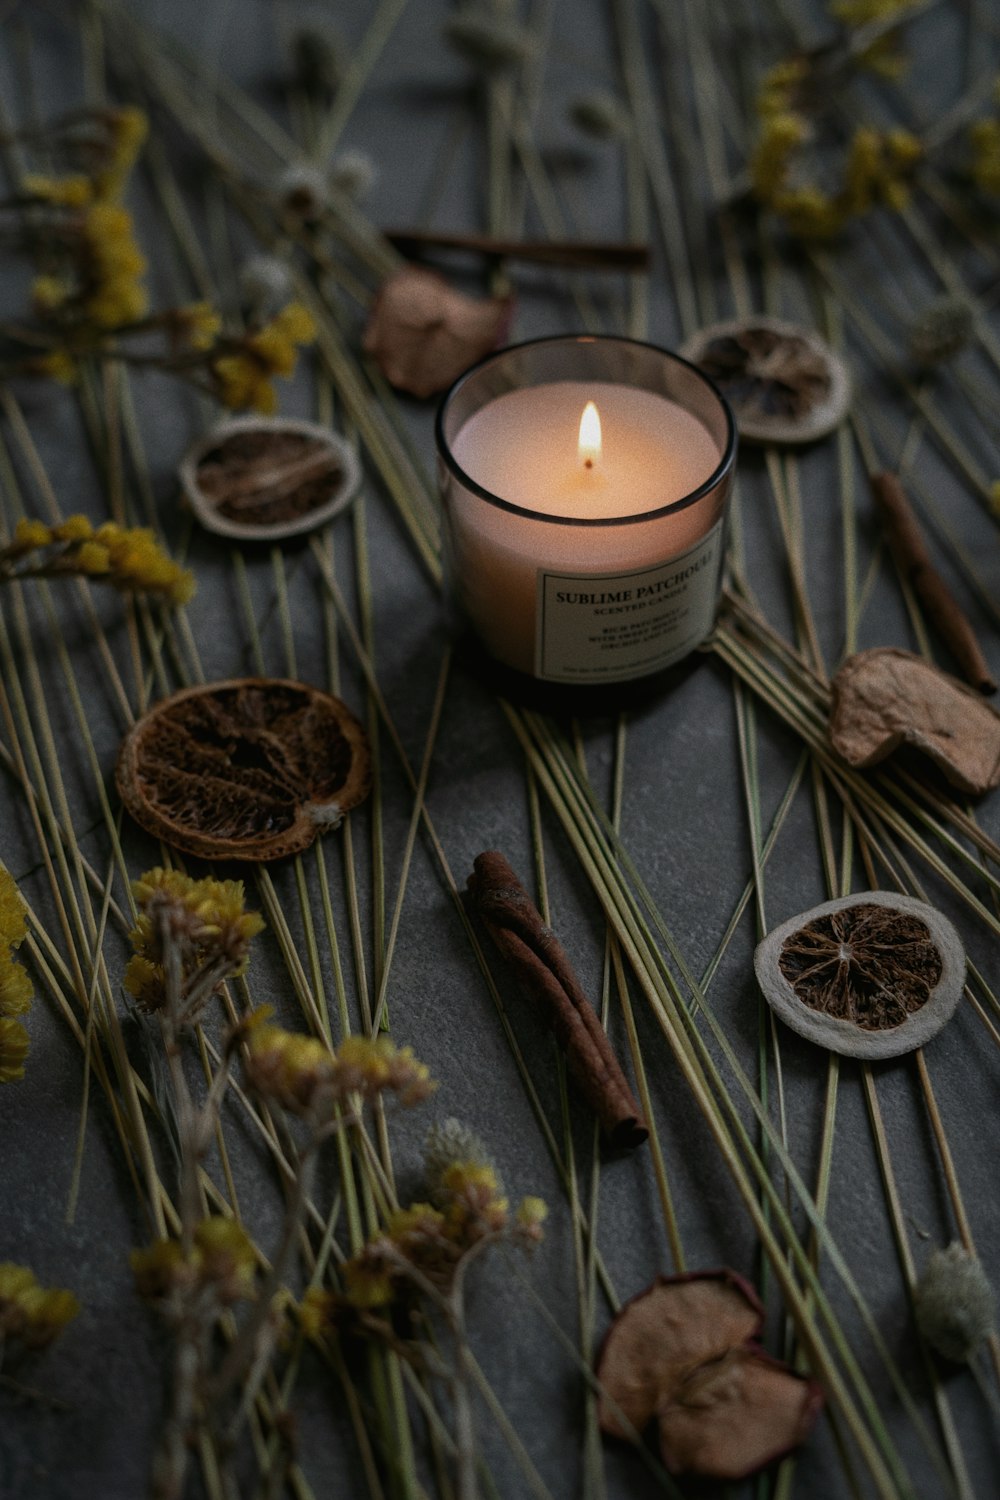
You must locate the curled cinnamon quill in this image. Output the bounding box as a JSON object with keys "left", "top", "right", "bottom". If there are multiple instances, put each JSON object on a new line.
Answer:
{"left": 362, "top": 266, "right": 513, "bottom": 399}
{"left": 871, "top": 471, "right": 995, "bottom": 694}
{"left": 468, "top": 851, "right": 647, "bottom": 1149}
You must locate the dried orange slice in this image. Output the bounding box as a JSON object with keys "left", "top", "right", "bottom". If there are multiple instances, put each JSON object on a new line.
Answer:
{"left": 116, "top": 678, "right": 371, "bottom": 862}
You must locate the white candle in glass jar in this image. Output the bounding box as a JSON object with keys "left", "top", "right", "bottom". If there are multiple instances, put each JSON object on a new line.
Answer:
{"left": 438, "top": 339, "right": 735, "bottom": 686}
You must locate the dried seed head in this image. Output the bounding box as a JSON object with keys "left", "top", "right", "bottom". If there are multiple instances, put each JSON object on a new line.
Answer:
{"left": 567, "top": 90, "right": 631, "bottom": 140}
{"left": 239, "top": 254, "right": 293, "bottom": 314}
{"left": 330, "top": 148, "right": 378, "bottom": 200}
{"left": 442, "top": 11, "right": 536, "bottom": 70}
{"left": 276, "top": 164, "right": 328, "bottom": 221}
{"left": 915, "top": 1243, "right": 995, "bottom": 1361}
{"left": 908, "top": 296, "right": 973, "bottom": 366}
{"left": 423, "top": 1117, "right": 495, "bottom": 1194}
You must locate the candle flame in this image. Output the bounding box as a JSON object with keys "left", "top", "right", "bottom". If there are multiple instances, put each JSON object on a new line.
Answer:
{"left": 578, "top": 401, "right": 602, "bottom": 469}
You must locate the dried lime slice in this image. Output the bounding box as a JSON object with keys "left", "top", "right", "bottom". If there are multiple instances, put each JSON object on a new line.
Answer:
{"left": 754, "top": 892, "right": 965, "bottom": 1058}
{"left": 116, "top": 678, "right": 370, "bottom": 862}
{"left": 680, "top": 316, "right": 850, "bottom": 445}
{"left": 180, "top": 416, "right": 360, "bottom": 543}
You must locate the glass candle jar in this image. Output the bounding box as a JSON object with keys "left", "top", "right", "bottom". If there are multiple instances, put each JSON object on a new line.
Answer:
{"left": 436, "top": 335, "right": 737, "bottom": 690}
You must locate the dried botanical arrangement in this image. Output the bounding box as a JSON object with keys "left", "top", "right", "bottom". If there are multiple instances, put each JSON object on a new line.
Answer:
{"left": 1, "top": 1, "right": 999, "bottom": 1499}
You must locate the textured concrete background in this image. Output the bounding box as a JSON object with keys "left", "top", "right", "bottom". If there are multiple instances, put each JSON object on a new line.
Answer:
{"left": 1, "top": 2, "right": 998, "bottom": 1497}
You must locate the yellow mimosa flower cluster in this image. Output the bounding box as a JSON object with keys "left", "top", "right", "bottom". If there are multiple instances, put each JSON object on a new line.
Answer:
{"left": 0, "top": 869, "right": 33, "bottom": 1084}
{"left": 131, "top": 1217, "right": 257, "bottom": 1306}
{"left": 0, "top": 1262, "right": 80, "bottom": 1347}
{"left": 211, "top": 302, "right": 318, "bottom": 413}
{"left": 3, "top": 516, "right": 195, "bottom": 605}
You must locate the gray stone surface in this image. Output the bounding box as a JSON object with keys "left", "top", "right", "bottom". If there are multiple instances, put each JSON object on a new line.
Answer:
{"left": 0, "top": 2, "right": 998, "bottom": 1499}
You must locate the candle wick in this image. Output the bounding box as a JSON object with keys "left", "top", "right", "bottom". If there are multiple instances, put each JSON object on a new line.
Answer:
{"left": 584, "top": 458, "right": 593, "bottom": 470}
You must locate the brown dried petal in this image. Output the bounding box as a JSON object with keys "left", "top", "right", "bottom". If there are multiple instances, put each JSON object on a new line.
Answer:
{"left": 116, "top": 678, "right": 371, "bottom": 862}
{"left": 657, "top": 1346, "right": 824, "bottom": 1480}
{"left": 596, "top": 1271, "right": 763, "bottom": 1437}
{"left": 829, "top": 647, "right": 1000, "bottom": 795}
{"left": 362, "top": 266, "right": 513, "bottom": 399}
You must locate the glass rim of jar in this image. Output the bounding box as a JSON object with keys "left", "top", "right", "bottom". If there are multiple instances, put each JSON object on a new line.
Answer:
{"left": 435, "top": 333, "right": 737, "bottom": 528}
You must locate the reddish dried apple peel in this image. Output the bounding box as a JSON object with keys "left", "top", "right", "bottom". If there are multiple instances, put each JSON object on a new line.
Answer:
{"left": 116, "top": 678, "right": 371, "bottom": 862}
{"left": 596, "top": 1271, "right": 823, "bottom": 1480}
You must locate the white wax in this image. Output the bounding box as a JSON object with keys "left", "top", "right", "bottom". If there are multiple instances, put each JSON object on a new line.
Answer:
{"left": 451, "top": 382, "right": 720, "bottom": 518}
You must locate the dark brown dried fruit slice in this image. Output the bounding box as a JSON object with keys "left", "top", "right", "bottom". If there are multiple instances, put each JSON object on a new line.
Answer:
{"left": 180, "top": 416, "right": 360, "bottom": 543}
{"left": 778, "top": 902, "right": 941, "bottom": 1030}
{"left": 755, "top": 892, "right": 965, "bottom": 1059}
{"left": 116, "top": 678, "right": 371, "bottom": 862}
{"left": 595, "top": 1271, "right": 823, "bottom": 1480}
{"left": 680, "top": 316, "right": 850, "bottom": 444}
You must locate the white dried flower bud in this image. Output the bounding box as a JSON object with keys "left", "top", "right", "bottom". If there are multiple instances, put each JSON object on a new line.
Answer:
{"left": 915, "top": 1242, "right": 995, "bottom": 1361}
{"left": 330, "top": 148, "right": 378, "bottom": 201}
{"left": 568, "top": 90, "right": 631, "bottom": 141}
{"left": 442, "top": 12, "right": 536, "bottom": 70}
{"left": 908, "top": 296, "right": 973, "bottom": 366}
{"left": 276, "top": 164, "right": 328, "bottom": 221}
{"left": 238, "top": 254, "right": 292, "bottom": 312}
{"left": 423, "top": 1117, "right": 497, "bottom": 1196}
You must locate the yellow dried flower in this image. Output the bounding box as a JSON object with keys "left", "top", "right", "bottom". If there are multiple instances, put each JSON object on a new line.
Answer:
{"left": 342, "top": 1256, "right": 396, "bottom": 1309}
{"left": 750, "top": 112, "right": 808, "bottom": 201}
{"left": 22, "top": 173, "right": 94, "bottom": 207}
{"left": 75, "top": 541, "right": 112, "bottom": 574}
{"left": 774, "top": 185, "right": 844, "bottom": 238}
{"left": 53, "top": 514, "right": 94, "bottom": 542}
{"left": 13, "top": 519, "right": 53, "bottom": 550}
{"left": 123, "top": 953, "right": 165, "bottom": 1010}
{"left": 515, "top": 1196, "right": 549, "bottom": 1245}
{"left": 0, "top": 953, "right": 33, "bottom": 1017}
{"left": 174, "top": 302, "right": 222, "bottom": 350}
{"left": 88, "top": 523, "right": 194, "bottom": 603}
{"left": 32, "top": 276, "right": 72, "bottom": 314}
{"left": 128, "top": 868, "right": 263, "bottom": 1008}
{"left": 132, "top": 1218, "right": 256, "bottom": 1306}
{"left": 295, "top": 1286, "right": 335, "bottom": 1341}
{"left": 212, "top": 303, "right": 317, "bottom": 413}
{"left": 440, "top": 1160, "right": 509, "bottom": 1240}
{"left": 0, "top": 868, "right": 28, "bottom": 949}
{"left": 0, "top": 1016, "right": 30, "bottom": 1082}
{"left": 79, "top": 201, "right": 148, "bottom": 329}
{"left": 94, "top": 107, "right": 148, "bottom": 200}
{"left": 193, "top": 1217, "right": 257, "bottom": 1303}
{"left": 35, "top": 351, "right": 78, "bottom": 385}
{"left": 0, "top": 1263, "right": 80, "bottom": 1347}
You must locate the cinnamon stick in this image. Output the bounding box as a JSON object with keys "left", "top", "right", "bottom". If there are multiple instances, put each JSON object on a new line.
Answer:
{"left": 468, "top": 851, "right": 648, "bottom": 1150}
{"left": 384, "top": 227, "right": 650, "bottom": 273}
{"left": 871, "top": 470, "right": 996, "bottom": 694}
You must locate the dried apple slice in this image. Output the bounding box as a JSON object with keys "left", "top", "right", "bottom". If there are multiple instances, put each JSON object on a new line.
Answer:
{"left": 829, "top": 647, "right": 1000, "bottom": 795}
{"left": 596, "top": 1271, "right": 823, "bottom": 1480}
{"left": 116, "top": 678, "right": 371, "bottom": 862}
{"left": 596, "top": 1271, "right": 764, "bottom": 1438}
{"left": 657, "top": 1346, "right": 824, "bottom": 1480}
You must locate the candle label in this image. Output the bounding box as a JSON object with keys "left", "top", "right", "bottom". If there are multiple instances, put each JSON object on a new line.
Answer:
{"left": 535, "top": 520, "right": 725, "bottom": 683}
